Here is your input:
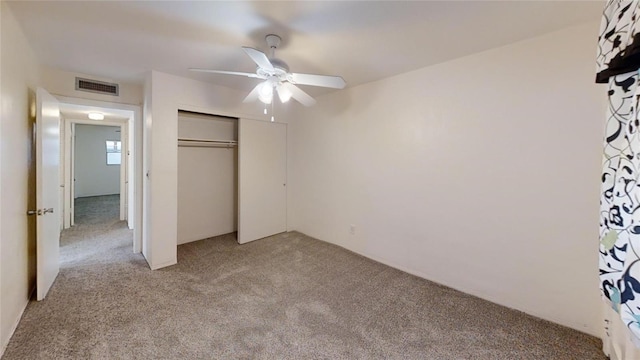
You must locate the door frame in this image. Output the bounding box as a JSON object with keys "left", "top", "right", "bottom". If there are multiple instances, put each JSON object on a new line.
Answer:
{"left": 66, "top": 119, "right": 128, "bottom": 224}
{"left": 57, "top": 95, "right": 142, "bottom": 253}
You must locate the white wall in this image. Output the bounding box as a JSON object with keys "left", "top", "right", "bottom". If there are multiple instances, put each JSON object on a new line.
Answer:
{"left": 43, "top": 66, "right": 143, "bottom": 248}
{"left": 1, "top": 2, "right": 4, "bottom": 353}
{"left": 0, "top": 2, "right": 41, "bottom": 354}
{"left": 142, "top": 74, "right": 152, "bottom": 261}
{"left": 41, "top": 67, "right": 142, "bottom": 106}
{"left": 74, "top": 124, "right": 121, "bottom": 198}
{"left": 144, "top": 71, "right": 274, "bottom": 269}
{"left": 289, "top": 21, "right": 605, "bottom": 336}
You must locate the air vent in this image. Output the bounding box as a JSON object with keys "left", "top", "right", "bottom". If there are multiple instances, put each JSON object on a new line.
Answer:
{"left": 75, "top": 77, "right": 119, "bottom": 96}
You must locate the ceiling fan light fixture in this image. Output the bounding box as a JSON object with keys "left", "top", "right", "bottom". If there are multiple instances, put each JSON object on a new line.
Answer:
{"left": 258, "top": 82, "right": 273, "bottom": 104}
{"left": 276, "top": 85, "right": 292, "bottom": 103}
{"left": 259, "top": 94, "right": 272, "bottom": 104}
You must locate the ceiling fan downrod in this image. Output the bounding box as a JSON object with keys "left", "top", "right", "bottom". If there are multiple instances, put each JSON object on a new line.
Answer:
{"left": 265, "top": 34, "right": 281, "bottom": 58}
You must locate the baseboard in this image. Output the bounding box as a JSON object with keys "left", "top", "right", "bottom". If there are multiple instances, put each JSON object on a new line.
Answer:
{"left": 148, "top": 258, "right": 177, "bottom": 270}
{"left": 0, "top": 286, "right": 34, "bottom": 357}
{"left": 290, "top": 230, "right": 600, "bottom": 339}
{"left": 354, "top": 248, "right": 600, "bottom": 337}
{"left": 75, "top": 193, "right": 120, "bottom": 198}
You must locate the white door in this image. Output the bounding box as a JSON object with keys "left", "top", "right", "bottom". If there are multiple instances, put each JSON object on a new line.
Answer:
{"left": 238, "top": 119, "right": 287, "bottom": 244}
{"left": 119, "top": 124, "right": 127, "bottom": 221}
{"left": 70, "top": 122, "right": 75, "bottom": 226}
{"left": 35, "top": 87, "right": 61, "bottom": 300}
{"left": 58, "top": 119, "right": 65, "bottom": 230}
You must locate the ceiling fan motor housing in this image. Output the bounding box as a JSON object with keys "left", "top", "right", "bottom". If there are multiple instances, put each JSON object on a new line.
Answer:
{"left": 265, "top": 34, "right": 281, "bottom": 49}
{"left": 269, "top": 58, "right": 289, "bottom": 74}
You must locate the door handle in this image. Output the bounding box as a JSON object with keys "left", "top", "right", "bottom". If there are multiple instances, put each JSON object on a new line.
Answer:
{"left": 26, "top": 208, "right": 53, "bottom": 216}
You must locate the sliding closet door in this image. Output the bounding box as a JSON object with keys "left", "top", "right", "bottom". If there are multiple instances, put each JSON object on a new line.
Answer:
{"left": 238, "top": 119, "right": 287, "bottom": 244}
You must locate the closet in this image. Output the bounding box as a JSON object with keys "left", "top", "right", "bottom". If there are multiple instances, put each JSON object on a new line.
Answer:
{"left": 177, "top": 110, "right": 238, "bottom": 244}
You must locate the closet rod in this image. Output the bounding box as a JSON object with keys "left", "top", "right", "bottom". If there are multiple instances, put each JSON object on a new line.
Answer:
{"left": 178, "top": 138, "right": 237, "bottom": 148}
{"left": 178, "top": 143, "right": 236, "bottom": 148}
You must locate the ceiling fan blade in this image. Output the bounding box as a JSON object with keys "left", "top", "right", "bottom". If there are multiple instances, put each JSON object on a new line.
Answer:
{"left": 243, "top": 82, "right": 265, "bottom": 103}
{"left": 281, "top": 82, "right": 316, "bottom": 106}
{"left": 242, "top": 47, "right": 275, "bottom": 72}
{"left": 189, "top": 69, "right": 263, "bottom": 79}
{"left": 290, "top": 73, "right": 346, "bottom": 89}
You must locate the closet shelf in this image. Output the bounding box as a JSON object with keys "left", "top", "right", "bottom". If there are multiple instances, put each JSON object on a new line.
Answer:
{"left": 178, "top": 138, "right": 237, "bottom": 148}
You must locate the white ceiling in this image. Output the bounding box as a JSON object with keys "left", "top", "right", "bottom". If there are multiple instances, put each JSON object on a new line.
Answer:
{"left": 7, "top": 1, "right": 603, "bottom": 96}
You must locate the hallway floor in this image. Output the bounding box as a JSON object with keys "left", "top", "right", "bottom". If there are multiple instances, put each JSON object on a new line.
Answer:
{"left": 74, "top": 194, "right": 120, "bottom": 226}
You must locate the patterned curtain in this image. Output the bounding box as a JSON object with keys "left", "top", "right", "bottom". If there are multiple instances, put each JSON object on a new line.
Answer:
{"left": 600, "top": 70, "right": 640, "bottom": 351}
{"left": 598, "top": 1, "right": 640, "bottom": 358}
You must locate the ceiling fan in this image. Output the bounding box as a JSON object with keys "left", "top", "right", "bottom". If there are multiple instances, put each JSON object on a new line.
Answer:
{"left": 190, "top": 34, "right": 346, "bottom": 107}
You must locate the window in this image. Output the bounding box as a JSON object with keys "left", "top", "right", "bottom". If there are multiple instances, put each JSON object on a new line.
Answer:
{"left": 106, "top": 140, "right": 121, "bottom": 165}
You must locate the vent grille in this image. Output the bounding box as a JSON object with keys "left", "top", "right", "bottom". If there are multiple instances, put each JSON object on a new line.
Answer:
{"left": 75, "top": 77, "right": 119, "bottom": 96}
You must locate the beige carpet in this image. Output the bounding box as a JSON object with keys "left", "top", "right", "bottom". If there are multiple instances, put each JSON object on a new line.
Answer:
{"left": 2, "top": 198, "right": 604, "bottom": 359}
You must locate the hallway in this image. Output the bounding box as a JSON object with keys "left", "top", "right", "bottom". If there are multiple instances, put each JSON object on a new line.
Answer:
{"left": 3, "top": 196, "right": 141, "bottom": 358}
{"left": 61, "top": 195, "right": 132, "bottom": 266}
{"left": 73, "top": 195, "right": 120, "bottom": 226}
{"left": 61, "top": 194, "right": 132, "bottom": 268}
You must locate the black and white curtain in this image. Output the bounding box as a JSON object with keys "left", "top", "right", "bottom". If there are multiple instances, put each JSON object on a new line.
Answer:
{"left": 598, "top": 1, "right": 640, "bottom": 358}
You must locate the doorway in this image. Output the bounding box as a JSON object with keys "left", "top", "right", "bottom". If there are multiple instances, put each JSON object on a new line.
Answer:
{"left": 57, "top": 97, "right": 141, "bottom": 253}
{"left": 73, "top": 124, "right": 123, "bottom": 225}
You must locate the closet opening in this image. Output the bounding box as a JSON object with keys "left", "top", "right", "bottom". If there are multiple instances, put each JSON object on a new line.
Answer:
{"left": 177, "top": 110, "right": 239, "bottom": 245}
